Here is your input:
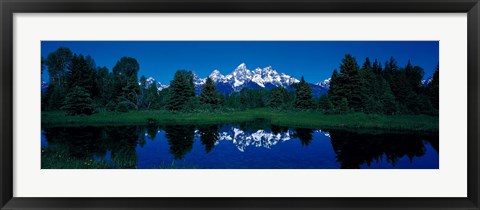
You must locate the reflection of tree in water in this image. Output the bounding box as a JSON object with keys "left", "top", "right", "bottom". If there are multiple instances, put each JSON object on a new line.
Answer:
{"left": 270, "top": 125, "right": 289, "bottom": 135}
{"left": 329, "top": 130, "right": 438, "bottom": 169}
{"left": 146, "top": 125, "right": 159, "bottom": 140}
{"left": 43, "top": 126, "right": 105, "bottom": 159}
{"left": 293, "top": 128, "right": 314, "bottom": 146}
{"left": 104, "top": 126, "right": 141, "bottom": 168}
{"left": 165, "top": 125, "right": 195, "bottom": 160}
{"left": 239, "top": 118, "right": 271, "bottom": 131}
{"left": 424, "top": 136, "right": 439, "bottom": 153}
{"left": 42, "top": 126, "right": 142, "bottom": 169}
{"left": 198, "top": 125, "right": 219, "bottom": 153}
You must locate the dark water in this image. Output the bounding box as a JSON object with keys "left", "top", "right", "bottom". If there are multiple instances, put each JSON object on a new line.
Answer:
{"left": 41, "top": 121, "right": 439, "bottom": 169}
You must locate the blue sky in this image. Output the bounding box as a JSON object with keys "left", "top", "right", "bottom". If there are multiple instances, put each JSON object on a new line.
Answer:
{"left": 41, "top": 41, "right": 439, "bottom": 84}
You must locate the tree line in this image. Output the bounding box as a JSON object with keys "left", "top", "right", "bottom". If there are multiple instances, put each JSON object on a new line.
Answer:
{"left": 326, "top": 55, "right": 438, "bottom": 115}
{"left": 42, "top": 47, "right": 438, "bottom": 116}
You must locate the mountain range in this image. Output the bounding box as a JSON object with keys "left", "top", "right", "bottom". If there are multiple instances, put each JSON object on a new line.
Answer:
{"left": 41, "top": 63, "right": 331, "bottom": 97}
{"left": 145, "top": 63, "right": 330, "bottom": 97}
{"left": 191, "top": 127, "right": 331, "bottom": 152}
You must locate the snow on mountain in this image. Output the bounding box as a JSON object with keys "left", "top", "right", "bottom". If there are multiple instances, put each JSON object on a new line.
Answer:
{"left": 206, "top": 63, "right": 301, "bottom": 92}
{"left": 145, "top": 77, "right": 156, "bottom": 85}
{"left": 421, "top": 77, "right": 433, "bottom": 86}
{"left": 156, "top": 83, "right": 170, "bottom": 91}
{"left": 144, "top": 63, "right": 330, "bottom": 97}
{"left": 209, "top": 69, "right": 224, "bottom": 82}
{"left": 315, "top": 78, "right": 331, "bottom": 89}
{"left": 193, "top": 72, "right": 206, "bottom": 86}
{"left": 207, "top": 126, "right": 293, "bottom": 152}
{"left": 142, "top": 77, "right": 170, "bottom": 91}
{"left": 192, "top": 126, "right": 332, "bottom": 152}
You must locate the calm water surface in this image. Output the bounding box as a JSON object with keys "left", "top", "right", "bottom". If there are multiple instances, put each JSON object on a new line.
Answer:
{"left": 41, "top": 121, "right": 439, "bottom": 169}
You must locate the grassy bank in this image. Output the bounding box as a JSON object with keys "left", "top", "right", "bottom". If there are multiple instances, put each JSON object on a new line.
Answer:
{"left": 41, "top": 109, "right": 438, "bottom": 132}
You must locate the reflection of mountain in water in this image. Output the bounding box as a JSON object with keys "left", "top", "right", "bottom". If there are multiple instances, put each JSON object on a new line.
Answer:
{"left": 41, "top": 124, "right": 438, "bottom": 169}
{"left": 217, "top": 127, "right": 292, "bottom": 152}
{"left": 194, "top": 126, "right": 328, "bottom": 152}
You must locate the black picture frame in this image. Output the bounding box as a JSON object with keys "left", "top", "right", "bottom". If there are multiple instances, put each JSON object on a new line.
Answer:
{"left": 1, "top": 0, "right": 479, "bottom": 209}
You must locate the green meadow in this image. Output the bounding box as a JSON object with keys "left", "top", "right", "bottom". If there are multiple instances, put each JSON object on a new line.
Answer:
{"left": 42, "top": 108, "right": 438, "bottom": 132}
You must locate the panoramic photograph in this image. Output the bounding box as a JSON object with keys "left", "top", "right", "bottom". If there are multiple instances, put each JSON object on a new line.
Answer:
{"left": 41, "top": 41, "right": 439, "bottom": 169}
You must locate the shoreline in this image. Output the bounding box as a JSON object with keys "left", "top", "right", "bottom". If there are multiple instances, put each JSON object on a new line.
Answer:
{"left": 41, "top": 109, "right": 439, "bottom": 132}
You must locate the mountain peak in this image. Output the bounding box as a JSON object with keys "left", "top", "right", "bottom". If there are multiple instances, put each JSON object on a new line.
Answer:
{"left": 236, "top": 63, "right": 247, "bottom": 69}
{"left": 145, "top": 64, "right": 329, "bottom": 97}
{"left": 192, "top": 72, "right": 206, "bottom": 85}
{"left": 209, "top": 69, "right": 225, "bottom": 82}
{"left": 315, "top": 78, "right": 331, "bottom": 88}
{"left": 210, "top": 69, "right": 222, "bottom": 76}
{"left": 146, "top": 77, "right": 155, "bottom": 83}
{"left": 234, "top": 63, "right": 249, "bottom": 74}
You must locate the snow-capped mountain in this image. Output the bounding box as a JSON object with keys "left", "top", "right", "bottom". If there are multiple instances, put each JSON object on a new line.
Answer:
{"left": 193, "top": 73, "right": 206, "bottom": 86}
{"left": 199, "top": 63, "right": 328, "bottom": 96}
{"left": 142, "top": 77, "right": 169, "bottom": 91}
{"left": 421, "top": 77, "right": 433, "bottom": 86}
{"left": 145, "top": 63, "right": 330, "bottom": 97}
{"left": 316, "top": 78, "right": 331, "bottom": 89}
{"left": 206, "top": 63, "right": 300, "bottom": 92}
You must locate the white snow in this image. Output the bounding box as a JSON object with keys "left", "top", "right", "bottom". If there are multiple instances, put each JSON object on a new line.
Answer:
{"left": 144, "top": 63, "right": 317, "bottom": 93}
{"left": 315, "top": 78, "right": 331, "bottom": 88}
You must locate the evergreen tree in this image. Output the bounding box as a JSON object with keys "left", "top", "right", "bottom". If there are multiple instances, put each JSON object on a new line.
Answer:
{"left": 239, "top": 88, "right": 248, "bottom": 109}
{"left": 378, "top": 79, "right": 397, "bottom": 115}
{"left": 362, "top": 57, "right": 372, "bottom": 70}
{"left": 363, "top": 96, "right": 382, "bottom": 114}
{"left": 294, "top": 76, "right": 315, "bottom": 110}
{"left": 372, "top": 59, "right": 383, "bottom": 75}
{"left": 158, "top": 88, "right": 170, "bottom": 109}
{"left": 46, "top": 47, "right": 73, "bottom": 87}
{"left": 405, "top": 60, "right": 425, "bottom": 93}
{"left": 224, "top": 92, "right": 242, "bottom": 110}
{"left": 338, "top": 97, "right": 349, "bottom": 113}
{"left": 65, "top": 54, "right": 97, "bottom": 95}
{"left": 119, "top": 75, "right": 142, "bottom": 110}
{"left": 145, "top": 82, "right": 161, "bottom": 109}
{"left": 390, "top": 69, "right": 411, "bottom": 111}
{"left": 139, "top": 75, "right": 147, "bottom": 88}
{"left": 359, "top": 57, "right": 377, "bottom": 113}
{"left": 109, "top": 57, "right": 142, "bottom": 110}
{"left": 328, "top": 70, "right": 343, "bottom": 106}
{"left": 239, "top": 88, "right": 268, "bottom": 109}
{"left": 268, "top": 87, "right": 289, "bottom": 109}
{"left": 340, "top": 54, "right": 360, "bottom": 76}
{"left": 428, "top": 65, "right": 439, "bottom": 111}
{"left": 44, "top": 83, "right": 66, "bottom": 110}
{"left": 138, "top": 75, "right": 148, "bottom": 108}
{"left": 165, "top": 70, "right": 195, "bottom": 111}
{"left": 329, "top": 54, "right": 363, "bottom": 111}
{"left": 95, "top": 66, "right": 111, "bottom": 106}
{"left": 199, "top": 77, "right": 222, "bottom": 109}
{"left": 44, "top": 47, "right": 73, "bottom": 110}
{"left": 111, "top": 57, "right": 140, "bottom": 99}
{"left": 383, "top": 56, "right": 398, "bottom": 83}
{"left": 341, "top": 54, "right": 363, "bottom": 111}
{"left": 61, "top": 86, "right": 95, "bottom": 116}
{"left": 318, "top": 94, "right": 333, "bottom": 113}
